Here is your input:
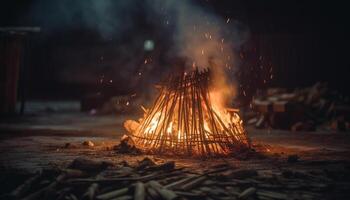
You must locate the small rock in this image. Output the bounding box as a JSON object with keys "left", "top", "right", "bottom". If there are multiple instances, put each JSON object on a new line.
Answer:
{"left": 64, "top": 143, "right": 78, "bottom": 149}
{"left": 82, "top": 140, "right": 95, "bottom": 147}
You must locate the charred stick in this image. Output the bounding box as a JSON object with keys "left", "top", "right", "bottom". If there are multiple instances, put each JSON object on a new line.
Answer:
{"left": 21, "top": 169, "right": 85, "bottom": 200}
{"left": 180, "top": 176, "right": 207, "bottom": 191}
{"left": 10, "top": 173, "right": 41, "bottom": 198}
{"left": 68, "top": 172, "right": 157, "bottom": 184}
{"left": 134, "top": 182, "right": 145, "bottom": 200}
{"left": 96, "top": 187, "right": 129, "bottom": 200}
{"left": 147, "top": 181, "right": 178, "bottom": 200}
{"left": 82, "top": 183, "right": 99, "bottom": 200}
{"left": 164, "top": 175, "right": 197, "bottom": 189}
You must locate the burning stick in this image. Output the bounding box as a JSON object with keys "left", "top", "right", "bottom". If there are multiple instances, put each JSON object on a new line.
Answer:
{"left": 126, "top": 68, "right": 250, "bottom": 157}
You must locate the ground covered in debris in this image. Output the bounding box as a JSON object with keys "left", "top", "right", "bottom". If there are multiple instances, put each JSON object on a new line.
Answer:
{"left": 0, "top": 129, "right": 350, "bottom": 200}
{"left": 0, "top": 103, "right": 350, "bottom": 200}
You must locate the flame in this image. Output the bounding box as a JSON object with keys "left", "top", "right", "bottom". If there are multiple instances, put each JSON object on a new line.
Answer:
{"left": 128, "top": 70, "right": 249, "bottom": 156}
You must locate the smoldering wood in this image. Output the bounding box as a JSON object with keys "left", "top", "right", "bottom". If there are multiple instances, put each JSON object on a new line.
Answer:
{"left": 128, "top": 68, "right": 250, "bottom": 157}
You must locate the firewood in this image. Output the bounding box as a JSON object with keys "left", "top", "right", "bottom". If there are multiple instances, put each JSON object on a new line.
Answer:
{"left": 164, "top": 175, "right": 197, "bottom": 189}
{"left": 68, "top": 172, "right": 159, "bottom": 184}
{"left": 62, "top": 169, "right": 87, "bottom": 178}
{"left": 203, "top": 166, "right": 231, "bottom": 175}
{"left": 55, "top": 187, "right": 71, "bottom": 200}
{"left": 126, "top": 69, "right": 250, "bottom": 157}
{"left": 147, "top": 181, "right": 178, "bottom": 200}
{"left": 82, "top": 183, "right": 99, "bottom": 200}
{"left": 180, "top": 176, "right": 207, "bottom": 190}
{"left": 134, "top": 182, "right": 145, "bottom": 200}
{"left": 96, "top": 187, "right": 129, "bottom": 200}
{"left": 238, "top": 187, "right": 256, "bottom": 199}
{"left": 215, "top": 182, "right": 238, "bottom": 186}
{"left": 10, "top": 173, "right": 41, "bottom": 198}
{"left": 68, "top": 194, "right": 78, "bottom": 200}
{"left": 21, "top": 169, "right": 85, "bottom": 200}
{"left": 256, "top": 190, "right": 288, "bottom": 200}
{"left": 273, "top": 101, "right": 288, "bottom": 112}
{"left": 174, "top": 191, "right": 203, "bottom": 198}
{"left": 112, "top": 195, "right": 133, "bottom": 200}
{"left": 253, "top": 100, "right": 272, "bottom": 113}
{"left": 145, "top": 185, "right": 160, "bottom": 200}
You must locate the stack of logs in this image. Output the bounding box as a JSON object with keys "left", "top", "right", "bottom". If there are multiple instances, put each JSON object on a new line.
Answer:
{"left": 2, "top": 156, "right": 347, "bottom": 200}
{"left": 248, "top": 82, "right": 349, "bottom": 131}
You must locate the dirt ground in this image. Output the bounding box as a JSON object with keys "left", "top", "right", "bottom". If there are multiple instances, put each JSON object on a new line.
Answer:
{"left": 0, "top": 102, "right": 350, "bottom": 199}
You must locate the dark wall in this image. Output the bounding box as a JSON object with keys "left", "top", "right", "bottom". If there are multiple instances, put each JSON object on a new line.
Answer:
{"left": 1, "top": 0, "right": 349, "bottom": 99}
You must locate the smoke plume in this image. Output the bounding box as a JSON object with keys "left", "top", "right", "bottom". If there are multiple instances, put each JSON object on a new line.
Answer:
{"left": 29, "top": 0, "right": 249, "bottom": 104}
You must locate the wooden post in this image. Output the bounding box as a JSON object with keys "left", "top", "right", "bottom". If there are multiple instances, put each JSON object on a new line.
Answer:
{"left": 0, "top": 34, "right": 24, "bottom": 114}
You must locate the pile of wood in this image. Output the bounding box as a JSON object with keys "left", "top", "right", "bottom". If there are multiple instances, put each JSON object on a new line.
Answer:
{"left": 248, "top": 82, "right": 349, "bottom": 131}
{"left": 2, "top": 156, "right": 346, "bottom": 200}
{"left": 126, "top": 69, "right": 250, "bottom": 157}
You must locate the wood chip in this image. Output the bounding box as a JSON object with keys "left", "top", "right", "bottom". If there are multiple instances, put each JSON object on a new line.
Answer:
{"left": 238, "top": 187, "right": 256, "bottom": 199}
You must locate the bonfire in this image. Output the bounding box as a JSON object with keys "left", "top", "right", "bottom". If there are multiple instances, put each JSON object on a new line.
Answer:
{"left": 124, "top": 68, "right": 250, "bottom": 157}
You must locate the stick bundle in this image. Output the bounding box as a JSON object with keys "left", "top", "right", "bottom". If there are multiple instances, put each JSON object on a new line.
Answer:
{"left": 130, "top": 68, "right": 250, "bottom": 157}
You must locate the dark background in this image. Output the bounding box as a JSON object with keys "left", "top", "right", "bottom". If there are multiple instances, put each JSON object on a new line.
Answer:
{"left": 1, "top": 0, "right": 349, "bottom": 101}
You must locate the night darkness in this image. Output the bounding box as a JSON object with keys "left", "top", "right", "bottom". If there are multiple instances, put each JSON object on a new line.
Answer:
{"left": 1, "top": 0, "right": 349, "bottom": 100}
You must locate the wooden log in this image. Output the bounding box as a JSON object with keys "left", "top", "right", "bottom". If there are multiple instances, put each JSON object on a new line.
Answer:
{"left": 164, "top": 175, "right": 197, "bottom": 189}
{"left": 256, "top": 190, "right": 288, "bottom": 200}
{"left": 68, "top": 172, "right": 158, "bottom": 184}
{"left": 111, "top": 195, "right": 133, "bottom": 200}
{"left": 238, "top": 187, "right": 256, "bottom": 199}
{"left": 147, "top": 181, "right": 178, "bottom": 200}
{"left": 253, "top": 99, "right": 272, "bottom": 113}
{"left": 134, "top": 182, "right": 145, "bottom": 200}
{"left": 21, "top": 169, "right": 85, "bottom": 200}
{"left": 10, "top": 173, "right": 41, "bottom": 198}
{"left": 82, "top": 183, "right": 99, "bottom": 200}
{"left": 146, "top": 185, "right": 160, "bottom": 200}
{"left": 96, "top": 187, "right": 129, "bottom": 200}
{"left": 180, "top": 176, "right": 207, "bottom": 191}
{"left": 174, "top": 191, "right": 203, "bottom": 198}
{"left": 55, "top": 187, "right": 71, "bottom": 200}
{"left": 68, "top": 194, "right": 78, "bottom": 200}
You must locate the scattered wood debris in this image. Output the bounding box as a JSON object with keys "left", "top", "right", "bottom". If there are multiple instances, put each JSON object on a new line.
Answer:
{"left": 2, "top": 157, "right": 350, "bottom": 200}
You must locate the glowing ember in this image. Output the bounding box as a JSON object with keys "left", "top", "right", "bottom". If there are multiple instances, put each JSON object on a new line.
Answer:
{"left": 125, "top": 68, "right": 250, "bottom": 157}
